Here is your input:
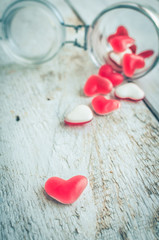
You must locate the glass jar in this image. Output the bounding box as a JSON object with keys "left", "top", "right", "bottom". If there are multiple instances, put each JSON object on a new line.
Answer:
{"left": 0, "top": 0, "right": 159, "bottom": 79}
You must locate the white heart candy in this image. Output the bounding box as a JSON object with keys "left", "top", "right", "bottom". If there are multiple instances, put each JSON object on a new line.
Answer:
{"left": 115, "top": 83, "right": 145, "bottom": 101}
{"left": 64, "top": 105, "right": 93, "bottom": 124}
{"left": 109, "top": 48, "right": 132, "bottom": 66}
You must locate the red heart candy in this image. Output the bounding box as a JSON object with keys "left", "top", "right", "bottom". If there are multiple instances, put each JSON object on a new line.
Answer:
{"left": 108, "top": 73, "right": 124, "bottom": 86}
{"left": 109, "top": 36, "right": 135, "bottom": 53}
{"left": 84, "top": 75, "right": 113, "bottom": 97}
{"left": 129, "top": 44, "right": 137, "bottom": 54}
{"left": 98, "top": 64, "right": 113, "bottom": 77}
{"left": 45, "top": 175, "right": 88, "bottom": 204}
{"left": 107, "top": 25, "right": 128, "bottom": 42}
{"left": 98, "top": 64, "right": 123, "bottom": 86}
{"left": 138, "top": 50, "right": 154, "bottom": 58}
{"left": 92, "top": 96, "right": 120, "bottom": 115}
{"left": 123, "top": 54, "right": 145, "bottom": 77}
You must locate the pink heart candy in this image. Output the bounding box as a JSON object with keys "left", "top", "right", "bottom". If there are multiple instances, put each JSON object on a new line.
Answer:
{"left": 107, "top": 25, "right": 129, "bottom": 42}
{"left": 138, "top": 50, "right": 154, "bottom": 58}
{"left": 92, "top": 96, "right": 121, "bottom": 115}
{"left": 45, "top": 175, "right": 88, "bottom": 204}
{"left": 129, "top": 44, "right": 137, "bottom": 54}
{"left": 109, "top": 36, "right": 135, "bottom": 53}
{"left": 123, "top": 54, "right": 145, "bottom": 77}
{"left": 84, "top": 75, "right": 113, "bottom": 97}
{"left": 98, "top": 64, "right": 124, "bottom": 86}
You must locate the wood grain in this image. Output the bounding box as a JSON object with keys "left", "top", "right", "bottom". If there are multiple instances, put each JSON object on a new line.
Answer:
{"left": 0, "top": 0, "right": 159, "bottom": 240}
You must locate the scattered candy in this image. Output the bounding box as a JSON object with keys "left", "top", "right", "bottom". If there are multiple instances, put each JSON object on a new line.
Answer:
{"left": 107, "top": 25, "right": 128, "bottom": 42}
{"left": 44, "top": 25, "right": 151, "bottom": 208}
{"left": 109, "top": 36, "right": 134, "bottom": 53}
{"left": 123, "top": 54, "right": 145, "bottom": 77}
{"left": 98, "top": 64, "right": 123, "bottom": 86}
{"left": 84, "top": 75, "right": 113, "bottom": 96}
{"left": 109, "top": 48, "right": 132, "bottom": 66}
{"left": 64, "top": 105, "right": 93, "bottom": 125}
{"left": 138, "top": 50, "right": 154, "bottom": 58}
{"left": 115, "top": 83, "right": 145, "bottom": 101}
{"left": 45, "top": 175, "right": 88, "bottom": 204}
{"left": 92, "top": 96, "right": 120, "bottom": 115}
{"left": 64, "top": 26, "right": 147, "bottom": 126}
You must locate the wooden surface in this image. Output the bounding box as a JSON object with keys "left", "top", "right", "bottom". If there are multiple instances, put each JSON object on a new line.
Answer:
{"left": 0, "top": 1, "right": 159, "bottom": 240}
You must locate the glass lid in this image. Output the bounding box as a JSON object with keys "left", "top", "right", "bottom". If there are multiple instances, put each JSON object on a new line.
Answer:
{"left": 1, "top": 0, "right": 65, "bottom": 65}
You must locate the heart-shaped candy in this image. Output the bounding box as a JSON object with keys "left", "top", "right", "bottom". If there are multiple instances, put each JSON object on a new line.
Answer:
{"left": 115, "top": 83, "right": 145, "bottom": 101}
{"left": 138, "top": 50, "right": 154, "bottom": 58}
{"left": 84, "top": 75, "right": 113, "bottom": 96}
{"left": 107, "top": 25, "right": 128, "bottom": 42}
{"left": 123, "top": 54, "right": 145, "bottom": 77}
{"left": 107, "top": 72, "right": 124, "bottom": 86}
{"left": 107, "top": 56, "right": 123, "bottom": 72}
{"left": 92, "top": 96, "right": 120, "bottom": 115}
{"left": 98, "top": 64, "right": 123, "bottom": 86}
{"left": 129, "top": 44, "right": 137, "bottom": 54}
{"left": 109, "top": 36, "right": 135, "bottom": 53}
{"left": 109, "top": 48, "right": 132, "bottom": 66}
{"left": 64, "top": 105, "right": 93, "bottom": 125}
{"left": 98, "top": 64, "right": 113, "bottom": 77}
{"left": 45, "top": 175, "right": 88, "bottom": 204}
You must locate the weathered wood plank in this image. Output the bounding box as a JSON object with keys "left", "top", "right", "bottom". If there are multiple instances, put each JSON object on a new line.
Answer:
{"left": 67, "top": 0, "right": 159, "bottom": 120}
{"left": 0, "top": 0, "right": 159, "bottom": 240}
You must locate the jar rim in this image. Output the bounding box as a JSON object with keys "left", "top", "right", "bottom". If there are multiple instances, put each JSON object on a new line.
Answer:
{"left": 1, "top": 0, "right": 66, "bottom": 65}
{"left": 2, "top": 0, "right": 65, "bottom": 25}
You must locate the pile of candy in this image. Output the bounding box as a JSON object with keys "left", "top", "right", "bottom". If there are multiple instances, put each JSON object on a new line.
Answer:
{"left": 63, "top": 25, "right": 152, "bottom": 126}
{"left": 44, "top": 26, "right": 153, "bottom": 204}
{"left": 107, "top": 26, "right": 154, "bottom": 77}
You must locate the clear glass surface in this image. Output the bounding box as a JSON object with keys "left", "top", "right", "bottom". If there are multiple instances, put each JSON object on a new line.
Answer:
{"left": 1, "top": 0, "right": 65, "bottom": 65}
{"left": 87, "top": 2, "right": 159, "bottom": 79}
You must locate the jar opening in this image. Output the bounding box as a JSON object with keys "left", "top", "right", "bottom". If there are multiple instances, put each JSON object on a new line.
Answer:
{"left": 88, "top": 2, "right": 159, "bottom": 79}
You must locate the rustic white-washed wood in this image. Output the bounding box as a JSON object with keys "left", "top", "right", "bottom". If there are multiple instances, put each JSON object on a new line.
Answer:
{"left": 67, "top": 0, "right": 159, "bottom": 120}
{"left": 0, "top": 0, "right": 159, "bottom": 240}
